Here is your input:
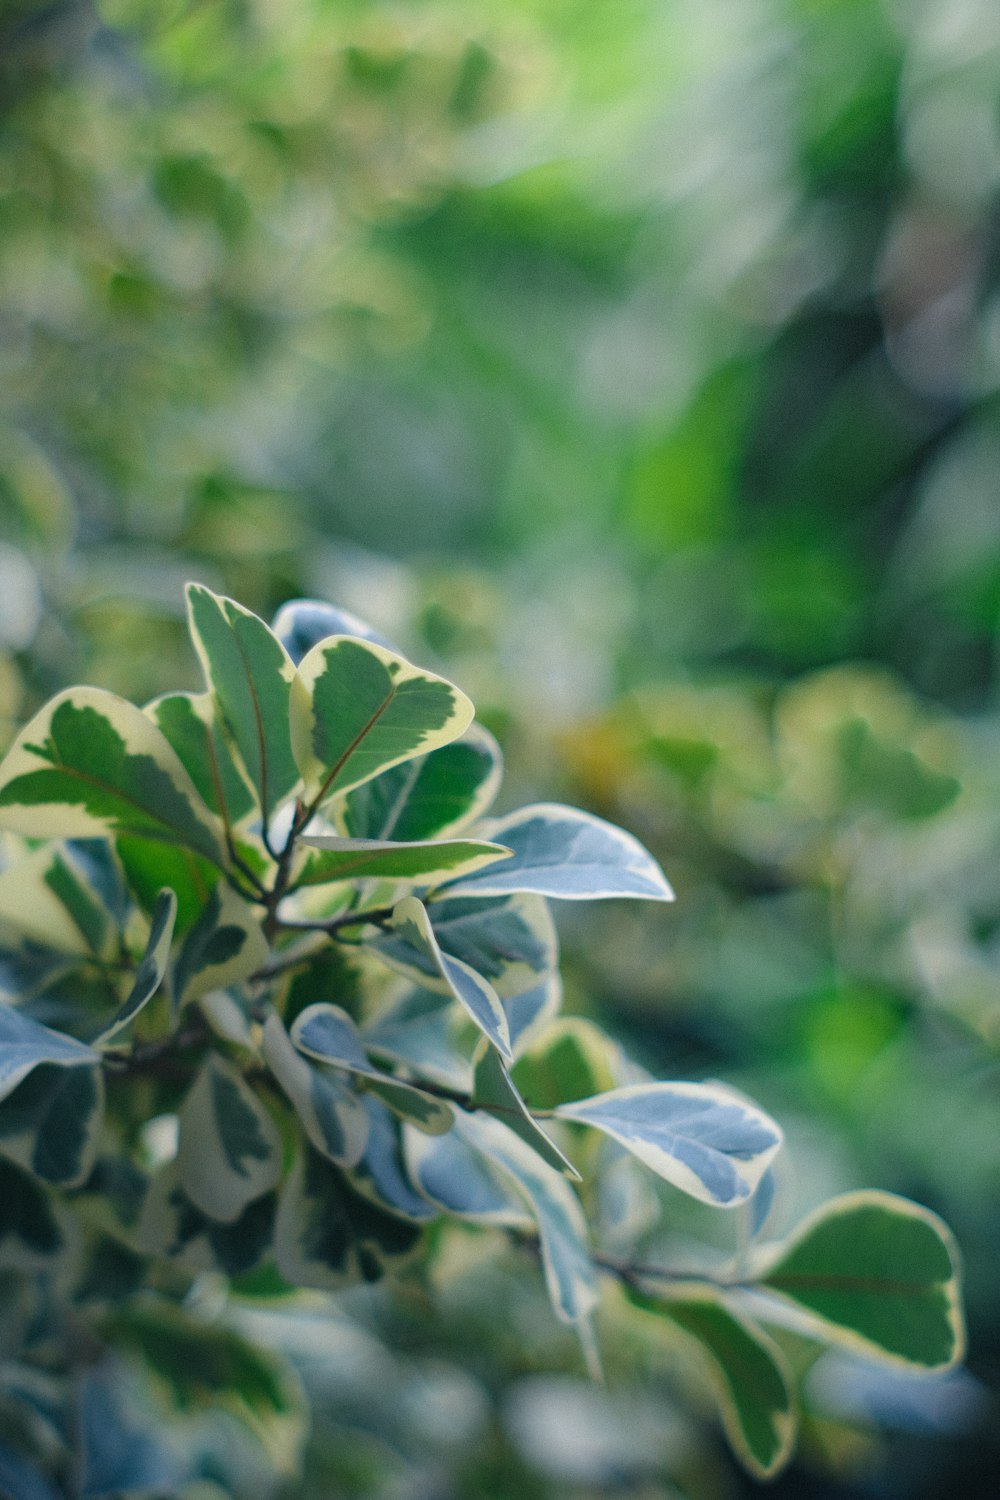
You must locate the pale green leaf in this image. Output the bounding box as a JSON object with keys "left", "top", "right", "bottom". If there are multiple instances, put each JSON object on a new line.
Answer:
{"left": 177, "top": 1056, "right": 281, "bottom": 1223}
{"left": 296, "top": 833, "right": 511, "bottom": 889}
{"left": 445, "top": 803, "right": 674, "bottom": 902}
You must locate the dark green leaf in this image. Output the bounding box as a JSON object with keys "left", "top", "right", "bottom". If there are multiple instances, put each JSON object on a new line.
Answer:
{"left": 93, "top": 888, "right": 176, "bottom": 1045}
{"left": 341, "top": 723, "right": 502, "bottom": 841}
{"left": 759, "top": 1191, "right": 965, "bottom": 1368}
{"left": 629, "top": 1287, "right": 796, "bottom": 1478}
{"left": 472, "top": 1041, "right": 579, "bottom": 1178}
{"left": 187, "top": 584, "right": 300, "bottom": 822}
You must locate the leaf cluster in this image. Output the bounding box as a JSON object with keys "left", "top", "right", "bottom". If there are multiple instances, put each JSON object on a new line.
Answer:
{"left": 0, "top": 588, "right": 965, "bottom": 1493}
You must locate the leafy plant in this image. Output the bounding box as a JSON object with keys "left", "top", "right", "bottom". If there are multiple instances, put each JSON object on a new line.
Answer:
{"left": 0, "top": 587, "right": 965, "bottom": 1494}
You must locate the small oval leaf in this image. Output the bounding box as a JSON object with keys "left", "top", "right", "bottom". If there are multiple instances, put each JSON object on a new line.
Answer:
{"left": 443, "top": 804, "right": 674, "bottom": 902}
{"left": 555, "top": 1082, "right": 782, "bottom": 1207}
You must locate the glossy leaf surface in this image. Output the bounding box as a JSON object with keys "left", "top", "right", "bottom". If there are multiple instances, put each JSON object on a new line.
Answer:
{"left": 444, "top": 803, "right": 674, "bottom": 901}
{"left": 556, "top": 1082, "right": 782, "bottom": 1206}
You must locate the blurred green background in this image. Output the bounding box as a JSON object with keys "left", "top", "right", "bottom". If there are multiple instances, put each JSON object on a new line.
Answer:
{"left": 2, "top": 0, "right": 1000, "bottom": 1494}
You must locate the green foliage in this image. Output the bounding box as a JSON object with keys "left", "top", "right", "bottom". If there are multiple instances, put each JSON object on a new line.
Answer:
{"left": 0, "top": 588, "right": 965, "bottom": 1494}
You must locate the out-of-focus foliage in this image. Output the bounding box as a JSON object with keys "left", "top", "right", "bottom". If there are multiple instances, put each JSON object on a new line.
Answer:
{"left": 2, "top": 0, "right": 1000, "bottom": 1494}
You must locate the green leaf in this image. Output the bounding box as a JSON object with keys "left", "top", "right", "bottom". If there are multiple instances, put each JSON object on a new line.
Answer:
{"left": 186, "top": 584, "right": 300, "bottom": 822}
{"left": 262, "top": 1013, "right": 369, "bottom": 1168}
{"left": 147, "top": 690, "right": 257, "bottom": 828}
{"left": 290, "top": 1003, "right": 453, "bottom": 1133}
{"left": 274, "top": 1144, "right": 422, "bottom": 1290}
{"left": 108, "top": 1299, "right": 306, "bottom": 1475}
{"left": 173, "top": 883, "right": 268, "bottom": 1005}
{"left": 555, "top": 1082, "right": 783, "bottom": 1207}
{"left": 0, "top": 1063, "right": 104, "bottom": 1188}
{"left": 0, "top": 1005, "right": 98, "bottom": 1103}
{"left": 511, "top": 1018, "right": 620, "bottom": 1111}
{"left": 0, "top": 1159, "right": 63, "bottom": 1260}
{"left": 340, "top": 723, "right": 503, "bottom": 841}
{"left": 43, "top": 849, "right": 112, "bottom": 956}
{"left": 289, "top": 636, "right": 474, "bottom": 806}
{"left": 472, "top": 1041, "right": 579, "bottom": 1179}
{"left": 629, "top": 1286, "right": 796, "bottom": 1478}
{"left": 296, "top": 833, "right": 512, "bottom": 889}
{"left": 374, "top": 895, "right": 511, "bottom": 1061}
{"left": 93, "top": 888, "right": 176, "bottom": 1045}
{"left": 758, "top": 1191, "right": 965, "bottom": 1369}
{"left": 116, "top": 834, "right": 219, "bottom": 936}
{"left": 177, "top": 1056, "right": 281, "bottom": 1223}
{"left": 443, "top": 803, "right": 674, "bottom": 902}
{"left": 0, "top": 688, "right": 226, "bottom": 866}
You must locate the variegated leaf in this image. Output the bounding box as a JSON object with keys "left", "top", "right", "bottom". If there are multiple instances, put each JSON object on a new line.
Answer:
{"left": 756, "top": 1191, "right": 965, "bottom": 1369}
{"left": 629, "top": 1286, "right": 796, "bottom": 1478}
{"left": 274, "top": 1144, "right": 422, "bottom": 1291}
{"left": 363, "top": 987, "right": 469, "bottom": 1091}
{"left": 290, "top": 636, "right": 474, "bottom": 806}
{"left": 405, "top": 1119, "right": 530, "bottom": 1226}
{"left": 0, "top": 1005, "right": 98, "bottom": 1102}
{"left": 444, "top": 804, "right": 674, "bottom": 902}
{"left": 186, "top": 584, "right": 300, "bottom": 822}
{"left": 349, "top": 1098, "right": 437, "bottom": 1221}
{"left": 295, "top": 834, "right": 511, "bottom": 890}
{"left": 471, "top": 1041, "right": 579, "bottom": 1179}
{"left": 147, "top": 690, "right": 256, "bottom": 829}
{"left": 555, "top": 1082, "right": 782, "bottom": 1206}
{"left": 176, "top": 1056, "right": 281, "bottom": 1223}
{"left": 340, "top": 723, "right": 503, "bottom": 841}
{"left": 0, "top": 1062, "right": 104, "bottom": 1188}
{"left": 0, "top": 846, "right": 94, "bottom": 954}
{"left": 137, "top": 1161, "right": 275, "bottom": 1276}
{"left": 375, "top": 895, "right": 511, "bottom": 1061}
{"left": 262, "top": 1014, "right": 369, "bottom": 1168}
{"left": 173, "top": 883, "right": 268, "bottom": 1006}
{"left": 0, "top": 687, "right": 225, "bottom": 867}
{"left": 93, "top": 888, "right": 177, "bottom": 1045}
{"left": 290, "top": 1003, "right": 452, "bottom": 1133}
{"left": 456, "top": 1111, "right": 599, "bottom": 1333}
{"left": 429, "top": 893, "right": 557, "bottom": 1003}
